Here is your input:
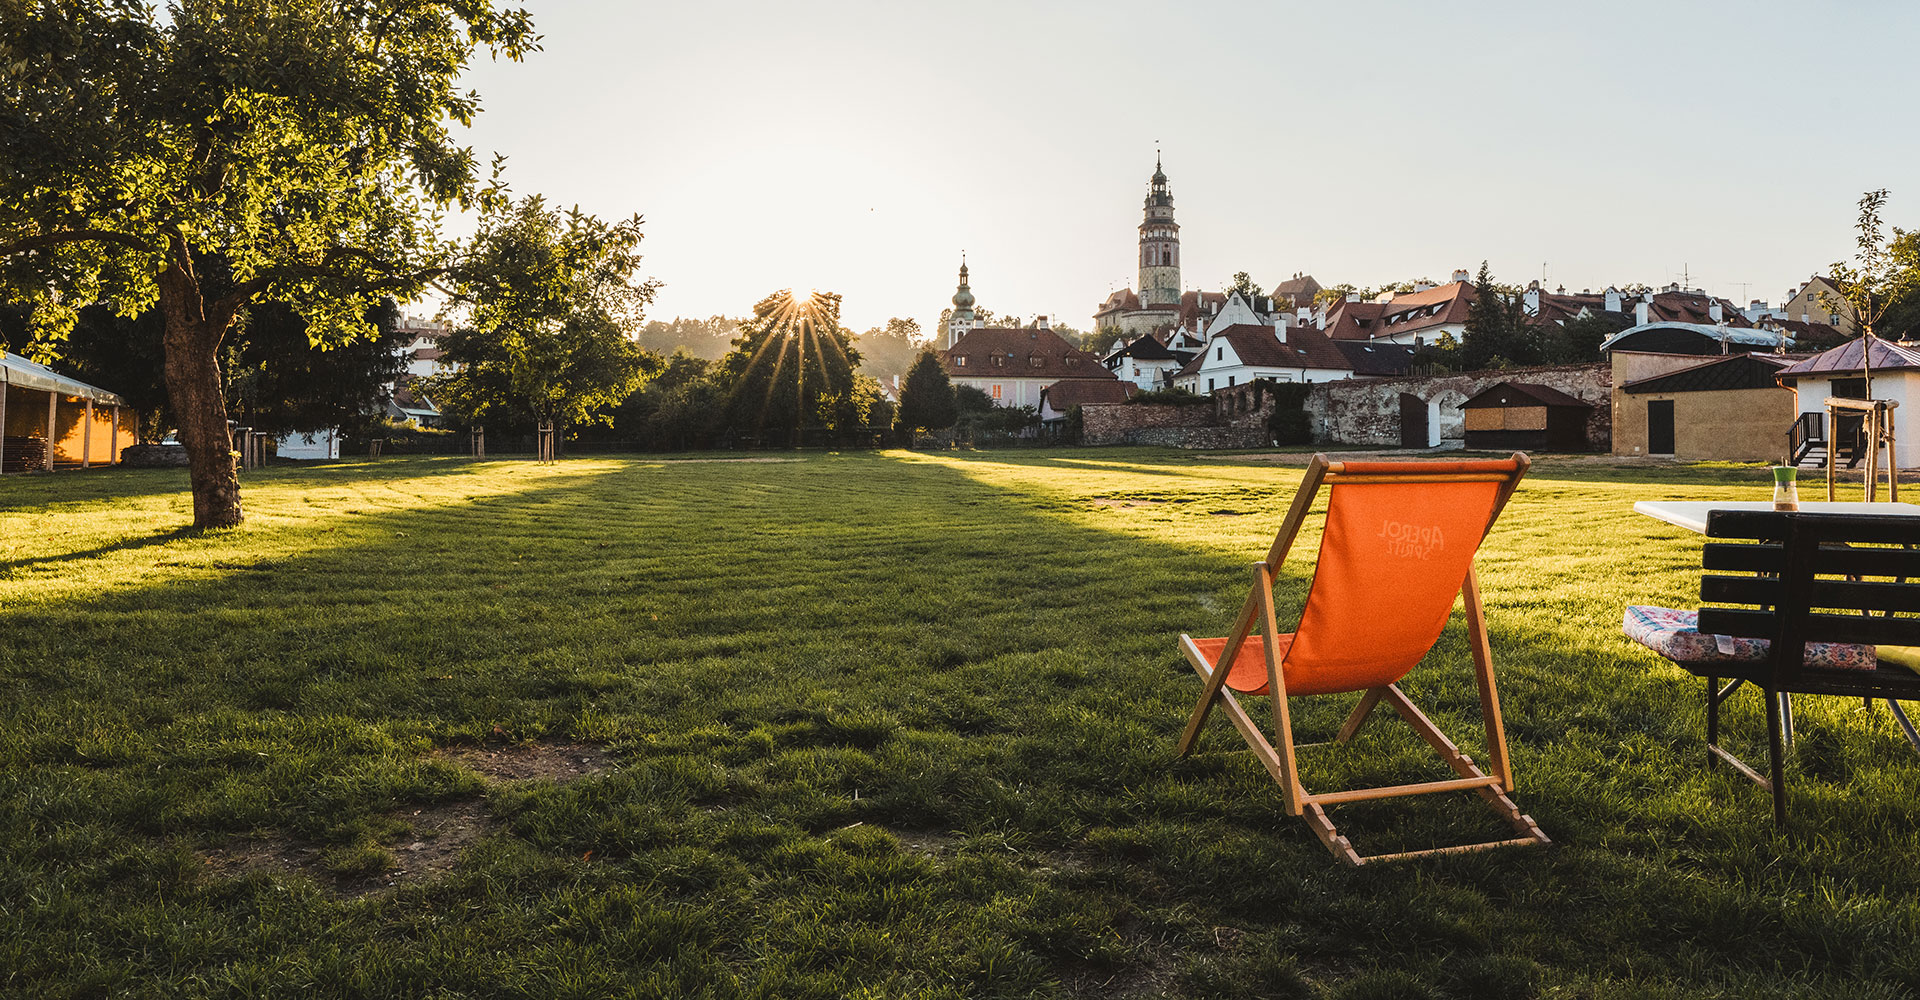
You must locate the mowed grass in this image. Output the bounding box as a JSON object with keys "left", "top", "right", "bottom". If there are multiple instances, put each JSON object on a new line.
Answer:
{"left": 3, "top": 450, "right": 1919, "bottom": 999}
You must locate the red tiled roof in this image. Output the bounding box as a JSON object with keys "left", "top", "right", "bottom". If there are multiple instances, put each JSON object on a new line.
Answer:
{"left": 1320, "top": 300, "right": 1387, "bottom": 341}
{"left": 1095, "top": 289, "right": 1141, "bottom": 314}
{"left": 942, "top": 327, "right": 1113, "bottom": 381}
{"left": 1647, "top": 292, "right": 1752, "bottom": 328}
{"left": 1368, "top": 281, "right": 1475, "bottom": 338}
{"left": 1202, "top": 324, "right": 1353, "bottom": 372}
{"left": 1178, "top": 290, "right": 1227, "bottom": 325}
{"left": 1041, "top": 378, "right": 1136, "bottom": 410}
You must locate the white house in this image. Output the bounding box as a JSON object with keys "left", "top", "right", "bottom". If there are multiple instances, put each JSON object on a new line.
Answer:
{"left": 1103, "top": 334, "right": 1193, "bottom": 390}
{"left": 1173, "top": 323, "right": 1359, "bottom": 393}
{"left": 276, "top": 428, "right": 341, "bottom": 460}
{"left": 941, "top": 324, "right": 1114, "bottom": 409}
{"left": 1775, "top": 337, "right": 1920, "bottom": 470}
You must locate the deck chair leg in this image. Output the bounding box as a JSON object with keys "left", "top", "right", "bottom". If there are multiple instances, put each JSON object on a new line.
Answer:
{"left": 1765, "top": 686, "right": 1788, "bottom": 827}
{"left": 1887, "top": 700, "right": 1920, "bottom": 755}
{"left": 1334, "top": 687, "right": 1388, "bottom": 744}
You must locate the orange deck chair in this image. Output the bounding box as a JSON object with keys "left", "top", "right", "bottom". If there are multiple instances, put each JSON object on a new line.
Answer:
{"left": 1177, "top": 453, "right": 1549, "bottom": 865}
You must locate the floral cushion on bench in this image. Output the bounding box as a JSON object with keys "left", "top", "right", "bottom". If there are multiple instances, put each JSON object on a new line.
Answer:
{"left": 1623, "top": 605, "right": 1878, "bottom": 671}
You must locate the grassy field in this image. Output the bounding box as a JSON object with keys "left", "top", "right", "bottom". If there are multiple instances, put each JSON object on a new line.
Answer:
{"left": 3, "top": 449, "right": 1918, "bottom": 999}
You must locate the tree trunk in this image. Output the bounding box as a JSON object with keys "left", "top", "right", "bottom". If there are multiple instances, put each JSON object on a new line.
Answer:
{"left": 158, "top": 249, "right": 244, "bottom": 528}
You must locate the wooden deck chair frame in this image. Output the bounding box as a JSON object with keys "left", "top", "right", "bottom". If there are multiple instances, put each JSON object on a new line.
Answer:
{"left": 1176, "top": 453, "right": 1549, "bottom": 866}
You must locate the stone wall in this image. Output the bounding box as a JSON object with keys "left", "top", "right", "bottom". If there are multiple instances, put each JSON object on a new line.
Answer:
{"left": 1306, "top": 363, "right": 1611, "bottom": 449}
{"left": 1081, "top": 402, "right": 1215, "bottom": 446}
{"left": 1080, "top": 383, "right": 1303, "bottom": 449}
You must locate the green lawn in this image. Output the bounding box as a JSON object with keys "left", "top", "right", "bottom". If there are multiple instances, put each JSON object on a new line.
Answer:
{"left": 3, "top": 450, "right": 1918, "bottom": 999}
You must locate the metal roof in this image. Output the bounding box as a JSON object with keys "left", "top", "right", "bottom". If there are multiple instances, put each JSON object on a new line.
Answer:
{"left": 1, "top": 352, "right": 127, "bottom": 406}
{"left": 1774, "top": 337, "right": 1920, "bottom": 379}
{"left": 1623, "top": 353, "right": 1801, "bottom": 395}
{"left": 1599, "top": 322, "right": 1791, "bottom": 353}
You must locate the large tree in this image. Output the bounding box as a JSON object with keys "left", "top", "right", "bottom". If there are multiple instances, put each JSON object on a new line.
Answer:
{"left": 431, "top": 195, "right": 657, "bottom": 441}
{"left": 1825, "top": 189, "right": 1919, "bottom": 394}
{"left": 717, "top": 290, "right": 864, "bottom": 447}
{"left": 895, "top": 346, "right": 957, "bottom": 441}
{"left": 0, "top": 2, "right": 536, "bottom": 526}
{"left": 855, "top": 316, "right": 925, "bottom": 383}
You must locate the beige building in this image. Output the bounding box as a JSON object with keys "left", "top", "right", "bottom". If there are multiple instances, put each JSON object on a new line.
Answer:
{"left": 1612, "top": 352, "right": 1800, "bottom": 460}
{"left": 1779, "top": 276, "right": 1855, "bottom": 335}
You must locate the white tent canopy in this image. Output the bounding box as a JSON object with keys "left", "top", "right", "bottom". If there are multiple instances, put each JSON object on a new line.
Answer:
{"left": 1, "top": 351, "right": 127, "bottom": 406}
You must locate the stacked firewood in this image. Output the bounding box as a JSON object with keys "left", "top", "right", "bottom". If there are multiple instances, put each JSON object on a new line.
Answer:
{"left": 1, "top": 436, "right": 48, "bottom": 472}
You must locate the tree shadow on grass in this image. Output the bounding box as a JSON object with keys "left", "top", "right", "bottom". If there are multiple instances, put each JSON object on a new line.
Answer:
{"left": 3, "top": 451, "right": 1918, "bottom": 997}
{"left": 0, "top": 524, "right": 202, "bottom": 574}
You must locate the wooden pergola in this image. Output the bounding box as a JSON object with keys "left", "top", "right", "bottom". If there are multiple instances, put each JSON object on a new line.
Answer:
{"left": 0, "top": 351, "right": 133, "bottom": 474}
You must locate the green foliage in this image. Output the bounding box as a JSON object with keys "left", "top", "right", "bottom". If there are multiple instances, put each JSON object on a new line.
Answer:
{"left": 1224, "top": 272, "right": 1263, "bottom": 300}
{"left": 716, "top": 289, "right": 866, "bottom": 446}
{"left": 1461, "top": 262, "right": 1542, "bottom": 370}
{"left": 0, "top": 0, "right": 539, "bottom": 524}
{"left": 1539, "top": 313, "right": 1620, "bottom": 365}
{"left": 855, "top": 317, "right": 927, "bottom": 382}
{"left": 222, "top": 299, "right": 409, "bottom": 436}
{"left": 1826, "top": 190, "right": 1919, "bottom": 346}
{"left": 896, "top": 347, "right": 958, "bottom": 435}
{"left": 633, "top": 315, "right": 742, "bottom": 361}
{"left": 433, "top": 195, "right": 657, "bottom": 431}
{"left": 1263, "top": 382, "right": 1314, "bottom": 445}
{"left": 1126, "top": 386, "right": 1209, "bottom": 405}
{"left": 954, "top": 384, "right": 994, "bottom": 415}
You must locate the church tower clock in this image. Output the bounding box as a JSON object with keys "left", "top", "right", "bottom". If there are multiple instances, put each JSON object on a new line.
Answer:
{"left": 1137, "top": 155, "right": 1181, "bottom": 308}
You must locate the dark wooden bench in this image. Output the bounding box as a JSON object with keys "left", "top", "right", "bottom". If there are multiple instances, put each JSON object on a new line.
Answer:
{"left": 1685, "top": 510, "right": 1920, "bottom": 825}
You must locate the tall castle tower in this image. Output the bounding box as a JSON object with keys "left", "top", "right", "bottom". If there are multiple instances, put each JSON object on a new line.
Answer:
{"left": 948, "top": 256, "right": 976, "bottom": 347}
{"left": 1137, "top": 155, "right": 1181, "bottom": 308}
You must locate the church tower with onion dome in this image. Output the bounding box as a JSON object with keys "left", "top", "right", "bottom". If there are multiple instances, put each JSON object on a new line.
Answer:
{"left": 1137, "top": 155, "right": 1181, "bottom": 308}
{"left": 947, "top": 256, "right": 977, "bottom": 347}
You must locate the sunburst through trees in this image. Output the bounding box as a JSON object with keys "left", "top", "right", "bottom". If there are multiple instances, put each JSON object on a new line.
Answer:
{"left": 718, "top": 289, "right": 881, "bottom": 447}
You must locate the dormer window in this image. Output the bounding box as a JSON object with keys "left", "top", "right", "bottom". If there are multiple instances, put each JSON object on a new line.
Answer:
{"left": 1029, "top": 356, "right": 1044, "bottom": 368}
{"left": 992, "top": 355, "right": 1005, "bottom": 367}
{"left": 955, "top": 356, "right": 967, "bottom": 367}
{"left": 1065, "top": 356, "right": 1078, "bottom": 367}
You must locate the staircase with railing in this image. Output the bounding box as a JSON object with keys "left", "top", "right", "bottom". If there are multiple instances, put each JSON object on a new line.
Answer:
{"left": 1787, "top": 412, "right": 1823, "bottom": 468}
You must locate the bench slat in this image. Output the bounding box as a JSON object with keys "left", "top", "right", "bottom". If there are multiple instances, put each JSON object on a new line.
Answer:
{"left": 1703, "top": 575, "right": 1920, "bottom": 614}
{"left": 1703, "top": 543, "right": 1919, "bottom": 578}
{"left": 1698, "top": 607, "right": 1920, "bottom": 646}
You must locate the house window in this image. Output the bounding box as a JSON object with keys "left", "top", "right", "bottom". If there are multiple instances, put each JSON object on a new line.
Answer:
{"left": 992, "top": 355, "right": 1004, "bottom": 367}
{"left": 1030, "top": 356, "right": 1043, "bottom": 368}
{"left": 1065, "top": 356, "right": 1077, "bottom": 367}
{"left": 1228, "top": 376, "right": 1236, "bottom": 386}
{"left": 991, "top": 384, "right": 1002, "bottom": 399}
{"left": 955, "top": 356, "right": 966, "bottom": 367}
{"left": 1208, "top": 378, "right": 1215, "bottom": 390}
{"left": 1216, "top": 347, "right": 1223, "bottom": 360}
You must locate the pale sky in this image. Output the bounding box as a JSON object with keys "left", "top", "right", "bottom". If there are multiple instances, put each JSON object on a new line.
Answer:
{"left": 456, "top": 1, "right": 1920, "bottom": 335}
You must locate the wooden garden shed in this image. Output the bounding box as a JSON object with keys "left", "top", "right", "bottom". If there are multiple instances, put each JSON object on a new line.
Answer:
{"left": 1461, "top": 381, "right": 1593, "bottom": 452}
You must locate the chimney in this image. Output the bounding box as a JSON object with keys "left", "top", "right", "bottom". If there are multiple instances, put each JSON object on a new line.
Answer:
{"left": 1523, "top": 286, "right": 1540, "bottom": 314}
{"left": 1604, "top": 287, "right": 1622, "bottom": 312}
{"left": 1036, "top": 315, "right": 1049, "bottom": 329}
{"left": 1451, "top": 268, "right": 1471, "bottom": 283}
{"left": 1708, "top": 300, "right": 1723, "bottom": 323}
{"left": 1414, "top": 280, "right": 1435, "bottom": 292}
{"left": 1635, "top": 300, "right": 1650, "bottom": 326}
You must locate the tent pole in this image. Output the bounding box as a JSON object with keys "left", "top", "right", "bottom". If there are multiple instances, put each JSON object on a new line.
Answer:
{"left": 110, "top": 405, "right": 118, "bottom": 465}
{"left": 46, "top": 391, "right": 56, "bottom": 470}
{"left": 83, "top": 398, "right": 93, "bottom": 469}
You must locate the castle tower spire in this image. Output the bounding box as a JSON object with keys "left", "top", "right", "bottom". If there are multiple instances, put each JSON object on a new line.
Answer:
{"left": 1138, "top": 156, "right": 1180, "bottom": 308}
{"left": 948, "top": 254, "right": 976, "bottom": 347}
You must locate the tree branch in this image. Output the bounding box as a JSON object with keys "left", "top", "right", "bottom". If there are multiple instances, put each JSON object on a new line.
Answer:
{"left": 0, "top": 229, "right": 157, "bottom": 257}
